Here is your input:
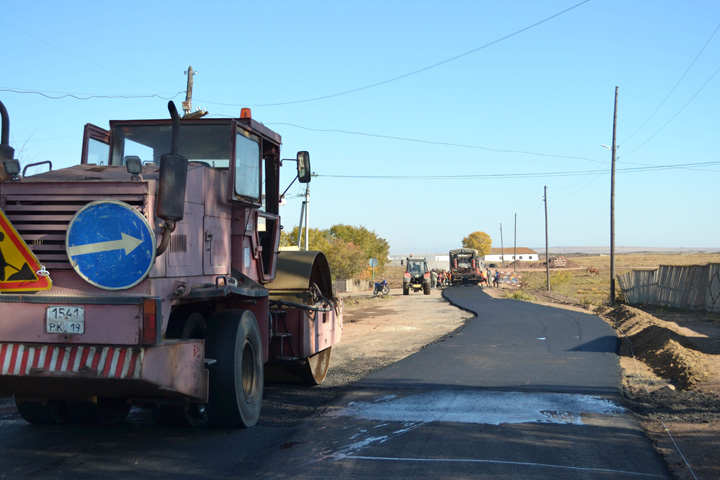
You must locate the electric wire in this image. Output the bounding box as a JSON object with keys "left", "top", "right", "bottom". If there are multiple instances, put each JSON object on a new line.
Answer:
{"left": 622, "top": 22, "right": 720, "bottom": 146}
{"left": 196, "top": 0, "right": 592, "bottom": 107}
{"left": 621, "top": 62, "right": 720, "bottom": 159}
{"left": 0, "top": 20, "right": 164, "bottom": 93}
{"left": 269, "top": 122, "right": 605, "bottom": 163}
{"left": 318, "top": 161, "right": 720, "bottom": 181}
{"left": 0, "top": 87, "right": 183, "bottom": 101}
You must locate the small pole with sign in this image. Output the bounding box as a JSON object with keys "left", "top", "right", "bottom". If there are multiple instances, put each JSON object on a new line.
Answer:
{"left": 369, "top": 257, "right": 378, "bottom": 284}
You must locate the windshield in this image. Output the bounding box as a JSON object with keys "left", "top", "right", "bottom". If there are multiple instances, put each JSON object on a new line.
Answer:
{"left": 110, "top": 123, "right": 231, "bottom": 167}
{"left": 409, "top": 262, "right": 424, "bottom": 273}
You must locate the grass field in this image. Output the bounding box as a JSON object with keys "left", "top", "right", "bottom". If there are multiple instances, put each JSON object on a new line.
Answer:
{"left": 518, "top": 252, "right": 720, "bottom": 306}
{"left": 374, "top": 253, "right": 720, "bottom": 307}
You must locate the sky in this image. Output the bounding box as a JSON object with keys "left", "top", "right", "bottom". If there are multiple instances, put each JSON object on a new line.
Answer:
{"left": 1, "top": 1, "right": 719, "bottom": 254}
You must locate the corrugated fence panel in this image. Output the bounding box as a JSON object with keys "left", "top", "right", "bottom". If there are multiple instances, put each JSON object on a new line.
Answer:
{"left": 619, "top": 263, "right": 720, "bottom": 313}
{"left": 617, "top": 269, "right": 657, "bottom": 304}
{"left": 706, "top": 264, "right": 720, "bottom": 313}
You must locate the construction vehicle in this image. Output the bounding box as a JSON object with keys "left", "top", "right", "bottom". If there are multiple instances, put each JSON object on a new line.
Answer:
{"left": 449, "top": 248, "right": 482, "bottom": 285}
{"left": 403, "top": 257, "right": 430, "bottom": 295}
{"left": 0, "top": 100, "right": 342, "bottom": 427}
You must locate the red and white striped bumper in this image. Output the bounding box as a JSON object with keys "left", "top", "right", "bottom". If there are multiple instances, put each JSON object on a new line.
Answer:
{"left": 0, "top": 344, "right": 142, "bottom": 379}
{"left": 0, "top": 341, "right": 207, "bottom": 402}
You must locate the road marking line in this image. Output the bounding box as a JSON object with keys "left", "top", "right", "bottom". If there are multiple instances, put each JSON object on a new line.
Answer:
{"left": 342, "top": 455, "right": 666, "bottom": 478}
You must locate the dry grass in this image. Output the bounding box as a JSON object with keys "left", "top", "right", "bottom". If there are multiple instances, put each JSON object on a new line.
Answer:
{"left": 518, "top": 252, "right": 720, "bottom": 307}
{"left": 562, "top": 252, "right": 720, "bottom": 269}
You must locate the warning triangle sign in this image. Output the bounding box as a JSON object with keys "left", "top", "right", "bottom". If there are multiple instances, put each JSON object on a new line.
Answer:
{"left": 0, "top": 209, "right": 52, "bottom": 292}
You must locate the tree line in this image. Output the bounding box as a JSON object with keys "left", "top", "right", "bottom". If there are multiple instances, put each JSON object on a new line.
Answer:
{"left": 280, "top": 226, "right": 492, "bottom": 281}
{"left": 280, "top": 224, "right": 390, "bottom": 281}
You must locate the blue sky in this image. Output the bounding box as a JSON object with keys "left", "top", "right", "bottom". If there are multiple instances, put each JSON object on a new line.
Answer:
{"left": 2, "top": 1, "right": 718, "bottom": 254}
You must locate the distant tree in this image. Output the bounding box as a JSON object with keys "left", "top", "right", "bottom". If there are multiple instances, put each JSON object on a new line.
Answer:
{"left": 280, "top": 224, "right": 390, "bottom": 281}
{"left": 462, "top": 231, "right": 492, "bottom": 255}
{"left": 329, "top": 224, "right": 390, "bottom": 275}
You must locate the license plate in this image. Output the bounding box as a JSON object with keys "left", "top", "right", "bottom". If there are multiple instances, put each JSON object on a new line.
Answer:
{"left": 46, "top": 306, "right": 85, "bottom": 334}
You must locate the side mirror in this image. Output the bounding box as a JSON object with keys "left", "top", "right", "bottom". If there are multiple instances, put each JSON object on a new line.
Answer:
{"left": 1, "top": 100, "right": 18, "bottom": 181}
{"left": 156, "top": 102, "right": 188, "bottom": 223}
{"left": 156, "top": 153, "right": 188, "bottom": 221}
{"left": 297, "top": 151, "right": 311, "bottom": 183}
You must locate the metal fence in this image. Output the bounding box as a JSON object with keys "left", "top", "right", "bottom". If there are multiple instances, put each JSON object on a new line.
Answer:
{"left": 617, "top": 263, "right": 720, "bottom": 312}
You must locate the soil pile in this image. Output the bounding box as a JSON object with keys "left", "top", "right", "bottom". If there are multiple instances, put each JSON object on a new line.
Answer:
{"left": 605, "top": 305, "right": 709, "bottom": 389}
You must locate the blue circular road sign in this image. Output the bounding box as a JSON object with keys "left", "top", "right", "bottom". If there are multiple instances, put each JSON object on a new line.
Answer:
{"left": 66, "top": 200, "right": 156, "bottom": 290}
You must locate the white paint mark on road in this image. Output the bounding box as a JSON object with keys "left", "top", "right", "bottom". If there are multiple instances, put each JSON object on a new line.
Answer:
{"left": 342, "top": 455, "right": 666, "bottom": 478}
{"left": 330, "top": 390, "right": 624, "bottom": 426}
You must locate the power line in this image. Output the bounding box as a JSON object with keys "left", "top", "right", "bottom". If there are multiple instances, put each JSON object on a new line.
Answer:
{"left": 318, "top": 160, "right": 720, "bottom": 181}
{"left": 0, "top": 20, "right": 164, "bottom": 93}
{"left": 0, "top": 88, "right": 183, "bottom": 101}
{"left": 621, "top": 61, "right": 720, "bottom": 159}
{"left": 196, "top": 0, "right": 593, "bottom": 107}
{"left": 622, "top": 22, "right": 720, "bottom": 146}
{"left": 269, "top": 122, "right": 604, "bottom": 163}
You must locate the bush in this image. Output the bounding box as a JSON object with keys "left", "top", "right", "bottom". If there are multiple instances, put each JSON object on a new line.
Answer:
{"left": 505, "top": 290, "right": 536, "bottom": 302}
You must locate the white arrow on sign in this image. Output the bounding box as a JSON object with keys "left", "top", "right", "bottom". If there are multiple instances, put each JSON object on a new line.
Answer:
{"left": 67, "top": 232, "right": 144, "bottom": 257}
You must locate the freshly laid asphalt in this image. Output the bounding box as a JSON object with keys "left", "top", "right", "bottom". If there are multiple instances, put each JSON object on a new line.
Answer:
{"left": 261, "top": 286, "right": 670, "bottom": 479}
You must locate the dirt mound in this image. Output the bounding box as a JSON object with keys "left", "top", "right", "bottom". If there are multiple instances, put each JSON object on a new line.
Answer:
{"left": 605, "top": 305, "right": 708, "bottom": 389}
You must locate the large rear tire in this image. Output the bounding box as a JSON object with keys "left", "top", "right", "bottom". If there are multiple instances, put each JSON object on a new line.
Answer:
{"left": 66, "top": 398, "right": 130, "bottom": 425}
{"left": 15, "top": 399, "right": 69, "bottom": 425}
{"left": 206, "top": 310, "right": 263, "bottom": 428}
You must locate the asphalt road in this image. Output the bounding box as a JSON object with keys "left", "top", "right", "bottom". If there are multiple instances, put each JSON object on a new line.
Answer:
{"left": 0, "top": 287, "right": 670, "bottom": 479}
{"left": 256, "top": 287, "right": 670, "bottom": 479}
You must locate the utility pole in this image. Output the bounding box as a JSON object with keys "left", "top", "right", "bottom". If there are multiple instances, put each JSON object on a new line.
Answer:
{"left": 499, "top": 223, "right": 504, "bottom": 267}
{"left": 182, "top": 66, "right": 195, "bottom": 117}
{"left": 182, "top": 66, "right": 208, "bottom": 119}
{"left": 610, "top": 86, "right": 619, "bottom": 306}
{"left": 544, "top": 186, "right": 550, "bottom": 291}
{"left": 296, "top": 184, "right": 310, "bottom": 251}
{"left": 513, "top": 213, "right": 517, "bottom": 273}
{"left": 304, "top": 184, "right": 310, "bottom": 252}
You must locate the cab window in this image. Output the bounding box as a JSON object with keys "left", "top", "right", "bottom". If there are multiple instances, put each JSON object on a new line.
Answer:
{"left": 234, "top": 131, "right": 261, "bottom": 201}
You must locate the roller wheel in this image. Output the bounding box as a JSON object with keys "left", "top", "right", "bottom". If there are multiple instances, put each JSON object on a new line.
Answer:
{"left": 66, "top": 398, "right": 130, "bottom": 425}
{"left": 206, "top": 310, "right": 263, "bottom": 428}
{"left": 15, "top": 399, "right": 70, "bottom": 425}
{"left": 301, "top": 347, "right": 332, "bottom": 386}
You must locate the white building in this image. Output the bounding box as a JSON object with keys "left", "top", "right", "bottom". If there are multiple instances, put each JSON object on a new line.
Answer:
{"left": 483, "top": 248, "right": 539, "bottom": 263}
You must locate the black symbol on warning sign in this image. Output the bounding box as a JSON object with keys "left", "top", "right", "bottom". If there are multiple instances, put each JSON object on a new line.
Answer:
{"left": 0, "top": 231, "right": 36, "bottom": 281}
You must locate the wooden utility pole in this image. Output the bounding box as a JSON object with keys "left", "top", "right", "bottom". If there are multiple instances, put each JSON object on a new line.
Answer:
{"left": 610, "top": 87, "right": 618, "bottom": 306}
{"left": 499, "top": 223, "right": 504, "bottom": 266}
{"left": 296, "top": 184, "right": 310, "bottom": 251}
{"left": 182, "top": 66, "right": 208, "bottom": 119}
{"left": 182, "top": 66, "right": 195, "bottom": 116}
{"left": 544, "top": 186, "right": 550, "bottom": 291}
{"left": 513, "top": 213, "right": 517, "bottom": 273}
